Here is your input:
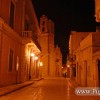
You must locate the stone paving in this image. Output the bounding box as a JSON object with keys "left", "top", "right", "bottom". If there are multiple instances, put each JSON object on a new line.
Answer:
{"left": 0, "top": 77, "right": 100, "bottom": 100}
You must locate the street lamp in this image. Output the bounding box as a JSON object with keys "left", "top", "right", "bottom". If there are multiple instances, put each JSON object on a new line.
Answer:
{"left": 29, "top": 52, "right": 34, "bottom": 80}
{"left": 67, "top": 64, "right": 70, "bottom": 78}
{"left": 39, "top": 61, "right": 43, "bottom": 78}
{"left": 40, "top": 62, "right": 43, "bottom": 67}
{"left": 67, "top": 65, "right": 70, "bottom": 68}
{"left": 30, "top": 53, "right": 35, "bottom": 57}
{"left": 34, "top": 56, "right": 38, "bottom": 60}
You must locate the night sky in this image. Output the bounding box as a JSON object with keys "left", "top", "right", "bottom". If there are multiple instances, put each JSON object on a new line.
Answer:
{"left": 32, "top": 0, "right": 96, "bottom": 64}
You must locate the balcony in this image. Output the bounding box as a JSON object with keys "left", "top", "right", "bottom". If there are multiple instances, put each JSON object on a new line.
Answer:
{"left": 22, "top": 31, "right": 41, "bottom": 51}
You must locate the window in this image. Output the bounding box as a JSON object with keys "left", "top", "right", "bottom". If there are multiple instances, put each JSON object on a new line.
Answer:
{"left": 73, "top": 66, "right": 76, "bottom": 77}
{"left": 9, "top": 49, "right": 13, "bottom": 72}
{"left": 24, "top": 19, "right": 29, "bottom": 30}
{"left": 42, "top": 27, "right": 45, "bottom": 32}
{"left": 10, "top": 1, "right": 15, "bottom": 28}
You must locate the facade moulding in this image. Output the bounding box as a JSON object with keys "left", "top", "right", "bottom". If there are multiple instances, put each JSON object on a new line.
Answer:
{"left": 0, "top": 17, "right": 22, "bottom": 44}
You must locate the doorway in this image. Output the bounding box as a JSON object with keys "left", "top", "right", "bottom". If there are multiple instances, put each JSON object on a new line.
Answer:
{"left": 98, "top": 60, "right": 100, "bottom": 86}
{"left": 84, "top": 60, "right": 87, "bottom": 86}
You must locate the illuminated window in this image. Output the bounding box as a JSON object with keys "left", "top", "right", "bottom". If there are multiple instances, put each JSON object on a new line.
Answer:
{"left": 9, "top": 49, "right": 13, "bottom": 72}
{"left": 10, "top": 1, "right": 15, "bottom": 28}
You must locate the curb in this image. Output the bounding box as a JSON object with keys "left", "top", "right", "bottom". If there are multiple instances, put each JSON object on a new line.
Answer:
{"left": 33, "top": 78, "right": 44, "bottom": 81}
{"left": 0, "top": 78, "right": 44, "bottom": 97}
{"left": 0, "top": 81, "right": 34, "bottom": 96}
{"left": 0, "top": 78, "right": 44, "bottom": 96}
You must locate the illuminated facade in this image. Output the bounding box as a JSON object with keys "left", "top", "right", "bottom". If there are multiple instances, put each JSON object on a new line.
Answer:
{"left": 0, "top": 0, "right": 41, "bottom": 87}
{"left": 69, "top": 32, "right": 100, "bottom": 87}
{"left": 39, "top": 15, "right": 57, "bottom": 77}
{"left": 68, "top": 0, "right": 100, "bottom": 86}
{"left": 76, "top": 32, "right": 100, "bottom": 87}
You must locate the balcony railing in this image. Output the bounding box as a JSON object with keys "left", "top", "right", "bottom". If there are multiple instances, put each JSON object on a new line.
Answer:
{"left": 22, "top": 31, "right": 41, "bottom": 51}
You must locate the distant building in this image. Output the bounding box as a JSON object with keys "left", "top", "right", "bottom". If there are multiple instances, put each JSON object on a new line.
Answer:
{"left": 39, "top": 15, "right": 62, "bottom": 77}
{"left": 68, "top": 31, "right": 89, "bottom": 79}
{"left": 55, "top": 45, "right": 62, "bottom": 77}
{"left": 69, "top": 31, "right": 89, "bottom": 55}
{"left": 0, "top": 0, "right": 41, "bottom": 87}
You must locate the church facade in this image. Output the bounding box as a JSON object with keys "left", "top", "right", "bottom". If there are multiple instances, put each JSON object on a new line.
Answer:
{"left": 38, "top": 15, "right": 62, "bottom": 77}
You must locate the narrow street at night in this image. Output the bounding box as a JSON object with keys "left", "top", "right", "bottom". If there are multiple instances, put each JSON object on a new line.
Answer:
{"left": 0, "top": 77, "right": 100, "bottom": 100}
{"left": 0, "top": 0, "right": 100, "bottom": 100}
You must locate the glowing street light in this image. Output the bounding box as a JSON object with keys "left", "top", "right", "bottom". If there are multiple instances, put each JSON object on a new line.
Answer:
{"left": 40, "top": 62, "right": 43, "bottom": 67}
{"left": 39, "top": 61, "right": 43, "bottom": 78}
{"left": 67, "top": 65, "right": 70, "bottom": 68}
{"left": 35, "top": 56, "right": 38, "bottom": 60}
{"left": 30, "top": 53, "right": 35, "bottom": 57}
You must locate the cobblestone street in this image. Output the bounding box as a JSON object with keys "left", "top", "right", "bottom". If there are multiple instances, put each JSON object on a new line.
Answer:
{"left": 0, "top": 77, "right": 100, "bottom": 100}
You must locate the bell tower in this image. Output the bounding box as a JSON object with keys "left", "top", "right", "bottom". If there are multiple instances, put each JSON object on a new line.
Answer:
{"left": 40, "top": 15, "right": 48, "bottom": 33}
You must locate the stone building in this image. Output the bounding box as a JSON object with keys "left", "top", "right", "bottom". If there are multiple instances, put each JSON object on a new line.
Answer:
{"left": 68, "top": 31, "right": 89, "bottom": 79}
{"left": 38, "top": 15, "right": 57, "bottom": 77}
{"left": 0, "top": 0, "right": 41, "bottom": 87}
{"left": 68, "top": 0, "right": 100, "bottom": 87}
{"left": 76, "top": 32, "right": 100, "bottom": 86}
{"left": 69, "top": 31, "right": 100, "bottom": 87}
{"left": 55, "top": 45, "right": 62, "bottom": 77}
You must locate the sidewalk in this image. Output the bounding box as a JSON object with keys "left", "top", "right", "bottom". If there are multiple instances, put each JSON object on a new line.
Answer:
{"left": 0, "top": 78, "right": 43, "bottom": 96}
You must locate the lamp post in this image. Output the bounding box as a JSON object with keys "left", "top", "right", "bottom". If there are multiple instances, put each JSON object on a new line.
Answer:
{"left": 29, "top": 53, "right": 34, "bottom": 80}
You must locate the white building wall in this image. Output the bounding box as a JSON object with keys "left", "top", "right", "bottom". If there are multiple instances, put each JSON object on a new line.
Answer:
{"left": 76, "top": 33, "right": 93, "bottom": 86}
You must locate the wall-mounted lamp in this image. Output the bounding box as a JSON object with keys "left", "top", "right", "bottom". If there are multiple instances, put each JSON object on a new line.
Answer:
{"left": 35, "top": 56, "right": 38, "bottom": 60}
{"left": 40, "top": 62, "right": 43, "bottom": 67}
{"left": 30, "top": 53, "right": 35, "bottom": 57}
